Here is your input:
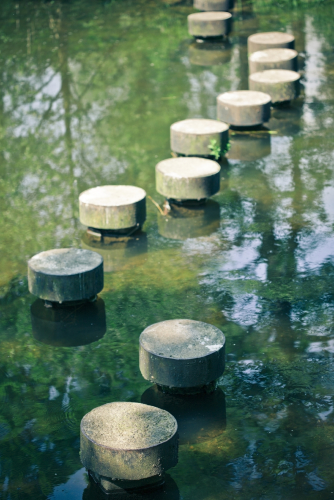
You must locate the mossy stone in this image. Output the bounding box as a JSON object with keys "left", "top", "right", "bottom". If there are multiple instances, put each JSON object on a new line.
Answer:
{"left": 170, "top": 119, "right": 229, "bottom": 157}
{"left": 249, "top": 69, "right": 300, "bottom": 103}
{"left": 188, "top": 12, "right": 232, "bottom": 38}
{"left": 194, "top": 0, "right": 234, "bottom": 12}
{"left": 217, "top": 90, "right": 271, "bottom": 127}
{"left": 248, "top": 31, "right": 295, "bottom": 54}
{"left": 28, "top": 248, "right": 104, "bottom": 303}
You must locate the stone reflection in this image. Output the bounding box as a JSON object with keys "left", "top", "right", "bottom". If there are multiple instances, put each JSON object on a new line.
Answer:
{"left": 81, "top": 231, "right": 148, "bottom": 273}
{"left": 189, "top": 39, "right": 232, "bottom": 66}
{"left": 228, "top": 131, "right": 271, "bottom": 161}
{"left": 158, "top": 200, "right": 220, "bottom": 240}
{"left": 31, "top": 297, "right": 106, "bottom": 347}
{"left": 83, "top": 472, "right": 179, "bottom": 500}
{"left": 266, "top": 101, "right": 303, "bottom": 136}
{"left": 141, "top": 385, "right": 226, "bottom": 445}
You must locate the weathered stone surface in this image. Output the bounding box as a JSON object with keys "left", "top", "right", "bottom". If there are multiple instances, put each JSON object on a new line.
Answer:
{"left": 249, "top": 48, "right": 298, "bottom": 74}
{"left": 248, "top": 31, "right": 295, "bottom": 54}
{"left": 228, "top": 131, "right": 271, "bottom": 161}
{"left": 217, "top": 90, "right": 271, "bottom": 127}
{"left": 28, "top": 248, "right": 104, "bottom": 303}
{"left": 81, "top": 231, "right": 148, "bottom": 273}
{"left": 79, "top": 185, "right": 146, "bottom": 231}
{"left": 139, "top": 319, "right": 225, "bottom": 391}
{"left": 249, "top": 69, "right": 300, "bottom": 103}
{"left": 142, "top": 385, "right": 226, "bottom": 445}
{"left": 31, "top": 297, "right": 106, "bottom": 347}
{"left": 189, "top": 40, "right": 232, "bottom": 66}
{"left": 80, "top": 403, "right": 178, "bottom": 483}
{"left": 156, "top": 157, "right": 220, "bottom": 200}
{"left": 157, "top": 200, "right": 220, "bottom": 240}
{"left": 188, "top": 12, "right": 232, "bottom": 38}
{"left": 194, "top": 0, "right": 234, "bottom": 11}
{"left": 170, "top": 119, "right": 229, "bottom": 157}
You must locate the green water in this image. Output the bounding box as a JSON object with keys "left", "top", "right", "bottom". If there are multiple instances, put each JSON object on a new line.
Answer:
{"left": 1, "top": 0, "right": 334, "bottom": 498}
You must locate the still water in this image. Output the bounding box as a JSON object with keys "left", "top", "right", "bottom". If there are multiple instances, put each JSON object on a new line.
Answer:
{"left": 1, "top": 0, "right": 334, "bottom": 498}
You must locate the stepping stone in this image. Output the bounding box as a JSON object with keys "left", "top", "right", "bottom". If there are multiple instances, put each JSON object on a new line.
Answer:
{"left": 170, "top": 118, "right": 229, "bottom": 157}
{"left": 249, "top": 69, "right": 300, "bottom": 103}
{"left": 194, "top": 0, "right": 234, "bottom": 11}
{"left": 141, "top": 385, "right": 226, "bottom": 445}
{"left": 80, "top": 402, "right": 178, "bottom": 494}
{"left": 79, "top": 185, "right": 146, "bottom": 233}
{"left": 248, "top": 31, "right": 295, "bottom": 54}
{"left": 189, "top": 40, "right": 232, "bottom": 66}
{"left": 139, "top": 319, "right": 226, "bottom": 394}
{"left": 28, "top": 248, "right": 103, "bottom": 304}
{"left": 249, "top": 48, "right": 298, "bottom": 74}
{"left": 31, "top": 297, "right": 106, "bottom": 347}
{"left": 158, "top": 200, "right": 220, "bottom": 240}
{"left": 188, "top": 12, "right": 232, "bottom": 38}
{"left": 217, "top": 90, "right": 271, "bottom": 127}
{"left": 156, "top": 157, "right": 221, "bottom": 201}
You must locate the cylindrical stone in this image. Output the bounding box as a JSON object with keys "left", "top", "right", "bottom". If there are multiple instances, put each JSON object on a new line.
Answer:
{"left": 249, "top": 69, "right": 300, "bottom": 103}
{"left": 156, "top": 157, "right": 221, "bottom": 201}
{"left": 79, "top": 185, "right": 146, "bottom": 231}
{"left": 139, "top": 319, "right": 226, "bottom": 392}
{"left": 248, "top": 31, "right": 295, "bottom": 54}
{"left": 142, "top": 386, "right": 226, "bottom": 445}
{"left": 249, "top": 48, "right": 298, "bottom": 74}
{"left": 31, "top": 297, "right": 106, "bottom": 347}
{"left": 217, "top": 90, "right": 271, "bottom": 127}
{"left": 194, "top": 0, "right": 234, "bottom": 11}
{"left": 28, "top": 248, "right": 103, "bottom": 303}
{"left": 170, "top": 119, "right": 229, "bottom": 157}
{"left": 81, "top": 231, "right": 148, "bottom": 273}
{"left": 189, "top": 40, "right": 232, "bottom": 66}
{"left": 188, "top": 12, "right": 232, "bottom": 38}
{"left": 80, "top": 402, "right": 178, "bottom": 490}
{"left": 158, "top": 200, "right": 220, "bottom": 240}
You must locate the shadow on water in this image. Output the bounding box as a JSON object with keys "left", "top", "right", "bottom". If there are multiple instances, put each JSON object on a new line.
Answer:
{"left": 141, "top": 386, "right": 226, "bottom": 445}
{"left": 31, "top": 297, "right": 106, "bottom": 347}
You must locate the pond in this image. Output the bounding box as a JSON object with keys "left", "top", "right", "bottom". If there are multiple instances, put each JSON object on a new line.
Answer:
{"left": 1, "top": 0, "right": 334, "bottom": 498}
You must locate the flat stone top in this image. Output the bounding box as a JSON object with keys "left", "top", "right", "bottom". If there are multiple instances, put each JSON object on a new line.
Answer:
{"left": 217, "top": 90, "right": 271, "bottom": 106}
{"left": 156, "top": 157, "right": 220, "bottom": 178}
{"left": 250, "top": 69, "right": 300, "bottom": 83}
{"left": 28, "top": 248, "right": 103, "bottom": 276}
{"left": 79, "top": 185, "right": 146, "bottom": 207}
{"left": 248, "top": 32, "right": 295, "bottom": 45}
{"left": 140, "top": 319, "right": 225, "bottom": 359}
{"left": 188, "top": 11, "right": 232, "bottom": 21}
{"left": 249, "top": 48, "right": 298, "bottom": 62}
{"left": 81, "top": 402, "right": 177, "bottom": 450}
{"left": 171, "top": 119, "right": 229, "bottom": 134}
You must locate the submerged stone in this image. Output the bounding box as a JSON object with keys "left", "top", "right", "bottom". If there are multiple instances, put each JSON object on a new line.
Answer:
{"left": 170, "top": 118, "right": 229, "bottom": 157}
{"left": 188, "top": 12, "right": 232, "bottom": 38}
{"left": 79, "top": 185, "right": 146, "bottom": 232}
{"left": 217, "top": 90, "right": 271, "bottom": 127}
{"left": 249, "top": 69, "right": 300, "bottom": 103}
{"left": 248, "top": 31, "right": 295, "bottom": 54}
{"left": 189, "top": 39, "right": 232, "bottom": 66}
{"left": 155, "top": 157, "right": 221, "bottom": 201}
{"left": 139, "top": 319, "right": 225, "bottom": 393}
{"left": 249, "top": 48, "right": 298, "bottom": 74}
{"left": 28, "top": 248, "right": 103, "bottom": 304}
{"left": 80, "top": 402, "right": 178, "bottom": 494}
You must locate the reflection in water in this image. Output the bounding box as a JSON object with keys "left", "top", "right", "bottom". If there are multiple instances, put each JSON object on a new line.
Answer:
{"left": 189, "top": 40, "right": 232, "bottom": 66}
{"left": 142, "top": 385, "right": 226, "bottom": 445}
{"left": 228, "top": 131, "right": 271, "bottom": 161}
{"left": 83, "top": 473, "right": 179, "bottom": 500}
{"left": 31, "top": 297, "right": 106, "bottom": 347}
{"left": 81, "top": 231, "right": 148, "bottom": 273}
{"left": 266, "top": 101, "right": 303, "bottom": 136}
{"left": 158, "top": 200, "right": 220, "bottom": 240}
